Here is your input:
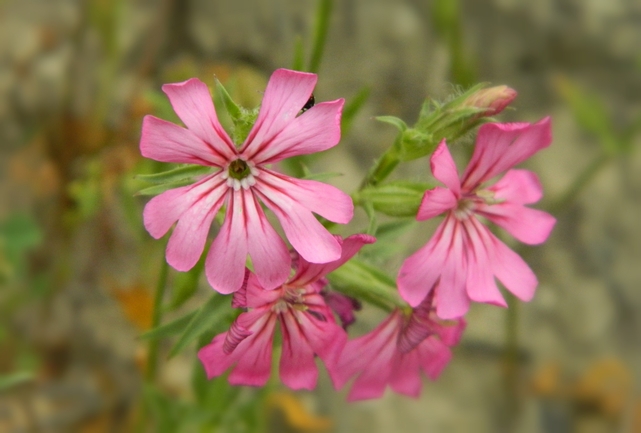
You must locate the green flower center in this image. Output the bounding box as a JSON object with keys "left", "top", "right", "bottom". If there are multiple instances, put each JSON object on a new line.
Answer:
{"left": 228, "top": 159, "right": 251, "bottom": 180}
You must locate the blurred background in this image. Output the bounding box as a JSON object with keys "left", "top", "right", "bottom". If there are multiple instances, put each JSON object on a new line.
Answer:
{"left": 1, "top": 0, "right": 640, "bottom": 432}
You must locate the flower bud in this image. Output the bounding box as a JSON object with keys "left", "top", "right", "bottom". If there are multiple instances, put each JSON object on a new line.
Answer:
{"left": 462, "top": 85, "right": 517, "bottom": 117}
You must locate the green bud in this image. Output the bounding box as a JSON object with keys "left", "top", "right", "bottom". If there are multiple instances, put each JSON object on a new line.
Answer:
{"left": 354, "top": 180, "right": 432, "bottom": 217}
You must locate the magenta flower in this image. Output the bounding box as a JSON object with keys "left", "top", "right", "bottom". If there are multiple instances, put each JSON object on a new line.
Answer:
{"left": 398, "top": 118, "right": 556, "bottom": 319}
{"left": 334, "top": 292, "right": 465, "bottom": 401}
{"left": 198, "top": 234, "right": 375, "bottom": 390}
{"left": 140, "top": 69, "right": 353, "bottom": 294}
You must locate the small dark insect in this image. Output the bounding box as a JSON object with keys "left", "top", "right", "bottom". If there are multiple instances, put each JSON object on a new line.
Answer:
{"left": 300, "top": 93, "right": 315, "bottom": 113}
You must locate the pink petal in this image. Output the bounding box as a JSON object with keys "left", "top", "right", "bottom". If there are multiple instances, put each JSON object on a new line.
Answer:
{"left": 337, "top": 312, "right": 401, "bottom": 400}
{"left": 417, "top": 338, "right": 453, "bottom": 380}
{"left": 243, "top": 193, "right": 291, "bottom": 290}
{"left": 165, "top": 177, "right": 228, "bottom": 271}
{"left": 463, "top": 219, "right": 507, "bottom": 307}
{"left": 240, "top": 69, "right": 317, "bottom": 159}
{"left": 290, "top": 234, "right": 376, "bottom": 286}
{"left": 205, "top": 191, "right": 249, "bottom": 294}
{"left": 462, "top": 117, "right": 552, "bottom": 190}
{"left": 228, "top": 311, "right": 277, "bottom": 386}
{"left": 430, "top": 140, "right": 461, "bottom": 196}
{"left": 478, "top": 202, "right": 556, "bottom": 245}
{"left": 389, "top": 351, "right": 422, "bottom": 397}
{"left": 244, "top": 100, "right": 344, "bottom": 164}
{"left": 197, "top": 333, "right": 237, "bottom": 379}
{"left": 140, "top": 116, "right": 226, "bottom": 166}
{"left": 162, "top": 78, "right": 236, "bottom": 159}
{"left": 142, "top": 174, "right": 221, "bottom": 239}
{"left": 434, "top": 219, "right": 471, "bottom": 319}
{"left": 244, "top": 273, "right": 283, "bottom": 308}
{"left": 333, "top": 311, "right": 399, "bottom": 390}
{"left": 255, "top": 186, "right": 341, "bottom": 264}
{"left": 397, "top": 217, "right": 454, "bottom": 307}
{"left": 434, "top": 317, "right": 467, "bottom": 347}
{"left": 295, "top": 301, "right": 347, "bottom": 375}
{"left": 279, "top": 313, "right": 320, "bottom": 390}
{"left": 488, "top": 169, "right": 544, "bottom": 205}
{"left": 257, "top": 171, "right": 354, "bottom": 224}
{"left": 417, "top": 186, "right": 458, "bottom": 221}
{"left": 479, "top": 227, "right": 538, "bottom": 302}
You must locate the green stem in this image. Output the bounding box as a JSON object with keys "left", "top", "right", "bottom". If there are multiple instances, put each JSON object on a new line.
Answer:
{"left": 359, "top": 147, "right": 401, "bottom": 189}
{"left": 502, "top": 293, "right": 520, "bottom": 430}
{"left": 146, "top": 253, "right": 169, "bottom": 382}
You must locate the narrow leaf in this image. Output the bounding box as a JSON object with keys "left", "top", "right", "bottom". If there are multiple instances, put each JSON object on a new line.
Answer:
{"left": 291, "top": 36, "right": 305, "bottom": 71}
{"left": 138, "top": 311, "right": 197, "bottom": 341}
{"left": 308, "top": 0, "right": 333, "bottom": 73}
{"left": 215, "top": 78, "right": 243, "bottom": 123}
{"left": 135, "top": 165, "right": 212, "bottom": 185}
{"left": 341, "top": 86, "right": 371, "bottom": 135}
{"left": 168, "top": 293, "right": 231, "bottom": 358}
{"left": 375, "top": 116, "right": 407, "bottom": 132}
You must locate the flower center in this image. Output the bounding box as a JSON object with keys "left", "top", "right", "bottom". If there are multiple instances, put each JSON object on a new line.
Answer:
{"left": 228, "top": 159, "right": 251, "bottom": 180}
{"left": 453, "top": 198, "right": 475, "bottom": 220}
{"left": 222, "top": 159, "right": 259, "bottom": 191}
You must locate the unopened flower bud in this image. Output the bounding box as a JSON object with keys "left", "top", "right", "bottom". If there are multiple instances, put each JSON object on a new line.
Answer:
{"left": 462, "top": 85, "right": 517, "bottom": 117}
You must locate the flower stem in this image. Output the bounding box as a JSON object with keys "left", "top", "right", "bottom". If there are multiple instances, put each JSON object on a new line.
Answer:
{"left": 359, "top": 146, "right": 401, "bottom": 189}
{"left": 146, "top": 252, "right": 169, "bottom": 382}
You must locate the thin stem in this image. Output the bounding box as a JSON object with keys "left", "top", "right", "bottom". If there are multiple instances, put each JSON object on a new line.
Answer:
{"left": 146, "top": 253, "right": 169, "bottom": 382}
{"left": 359, "top": 146, "right": 401, "bottom": 189}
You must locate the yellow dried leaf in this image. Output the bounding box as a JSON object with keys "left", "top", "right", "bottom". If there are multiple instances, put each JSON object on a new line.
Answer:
{"left": 267, "top": 391, "right": 333, "bottom": 432}
{"left": 111, "top": 283, "right": 154, "bottom": 330}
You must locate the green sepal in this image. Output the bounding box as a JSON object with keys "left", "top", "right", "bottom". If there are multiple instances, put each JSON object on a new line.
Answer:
{"left": 328, "top": 258, "right": 405, "bottom": 312}
{"left": 398, "top": 128, "right": 435, "bottom": 161}
{"left": 355, "top": 180, "right": 431, "bottom": 217}
{"left": 135, "top": 165, "right": 212, "bottom": 185}
{"left": 376, "top": 115, "right": 407, "bottom": 132}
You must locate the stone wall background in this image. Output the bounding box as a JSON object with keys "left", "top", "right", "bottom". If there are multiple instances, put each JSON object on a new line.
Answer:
{"left": 1, "top": 0, "right": 640, "bottom": 432}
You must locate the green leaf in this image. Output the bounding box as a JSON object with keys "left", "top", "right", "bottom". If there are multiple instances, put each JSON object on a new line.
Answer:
{"left": 135, "top": 165, "right": 212, "bottom": 185}
{"left": 138, "top": 311, "right": 197, "bottom": 341}
{"left": 168, "top": 293, "right": 232, "bottom": 358}
{"left": 215, "top": 78, "right": 243, "bottom": 123}
{"left": 291, "top": 36, "right": 305, "bottom": 71}
{"left": 376, "top": 115, "right": 407, "bottom": 132}
{"left": 328, "top": 259, "right": 403, "bottom": 311}
{"left": 169, "top": 251, "right": 207, "bottom": 309}
{"left": 355, "top": 181, "right": 431, "bottom": 217}
{"left": 0, "top": 372, "right": 33, "bottom": 392}
{"left": 398, "top": 128, "right": 435, "bottom": 161}
{"left": 308, "top": 0, "right": 333, "bottom": 73}
{"left": 135, "top": 179, "right": 194, "bottom": 196}
{"left": 341, "top": 86, "right": 371, "bottom": 135}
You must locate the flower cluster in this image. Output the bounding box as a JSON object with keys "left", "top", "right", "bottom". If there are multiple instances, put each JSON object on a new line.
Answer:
{"left": 139, "top": 68, "right": 554, "bottom": 401}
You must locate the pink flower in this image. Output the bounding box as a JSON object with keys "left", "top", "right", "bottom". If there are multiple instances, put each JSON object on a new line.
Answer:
{"left": 198, "top": 234, "right": 375, "bottom": 390}
{"left": 334, "top": 292, "right": 465, "bottom": 401}
{"left": 398, "top": 118, "right": 556, "bottom": 319}
{"left": 140, "top": 69, "right": 353, "bottom": 294}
